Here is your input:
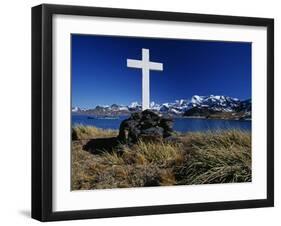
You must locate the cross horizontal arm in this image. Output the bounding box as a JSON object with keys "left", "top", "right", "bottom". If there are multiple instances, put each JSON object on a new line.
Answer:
{"left": 149, "top": 62, "right": 163, "bottom": 71}
{"left": 127, "top": 59, "right": 143, "bottom": 69}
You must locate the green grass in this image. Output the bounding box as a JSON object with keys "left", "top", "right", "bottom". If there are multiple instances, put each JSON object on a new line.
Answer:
{"left": 71, "top": 126, "right": 251, "bottom": 190}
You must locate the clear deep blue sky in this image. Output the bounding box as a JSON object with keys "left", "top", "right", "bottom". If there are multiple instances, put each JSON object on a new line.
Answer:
{"left": 72, "top": 34, "right": 251, "bottom": 108}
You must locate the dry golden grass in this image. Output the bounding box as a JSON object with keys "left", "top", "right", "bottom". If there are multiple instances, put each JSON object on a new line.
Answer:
{"left": 175, "top": 130, "right": 252, "bottom": 184}
{"left": 73, "top": 125, "right": 118, "bottom": 139}
{"left": 71, "top": 126, "right": 251, "bottom": 190}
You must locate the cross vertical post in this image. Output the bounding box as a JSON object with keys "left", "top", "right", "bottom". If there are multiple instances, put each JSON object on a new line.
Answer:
{"left": 142, "top": 49, "right": 150, "bottom": 110}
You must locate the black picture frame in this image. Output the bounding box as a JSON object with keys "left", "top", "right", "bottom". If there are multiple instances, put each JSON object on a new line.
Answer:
{"left": 32, "top": 4, "right": 274, "bottom": 222}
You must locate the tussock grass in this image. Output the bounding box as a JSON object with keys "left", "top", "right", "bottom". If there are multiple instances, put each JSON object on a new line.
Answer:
{"left": 175, "top": 130, "right": 251, "bottom": 184}
{"left": 71, "top": 126, "right": 251, "bottom": 190}
{"left": 122, "top": 140, "right": 184, "bottom": 165}
{"left": 72, "top": 124, "right": 118, "bottom": 139}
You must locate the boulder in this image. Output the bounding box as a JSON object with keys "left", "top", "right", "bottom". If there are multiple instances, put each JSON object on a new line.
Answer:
{"left": 159, "top": 117, "right": 173, "bottom": 131}
{"left": 118, "top": 110, "right": 174, "bottom": 145}
{"left": 139, "top": 127, "right": 164, "bottom": 142}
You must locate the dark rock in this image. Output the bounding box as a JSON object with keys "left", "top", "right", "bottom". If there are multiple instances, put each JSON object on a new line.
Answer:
{"left": 139, "top": 127, "right": 164, "bottom": 142}
{"left": 118, "top": 110, "right": 174, "bottom": 145}
{"left": 131, "top": 112, "right": 142, "bottom": 121}
{"left": 183, "top": 106, "right": 218, "bottom": 117}
{"left": 118, "top": 119, "right": 139, "bottom": 144}
{"left": 142, "top": 109, "right": 160, "bottom": 121}
{"left": 159, "top": 117, "right": 173, "bottom": 131}
{"left": 140, "top": 119, "right": 158, "bottom": 129}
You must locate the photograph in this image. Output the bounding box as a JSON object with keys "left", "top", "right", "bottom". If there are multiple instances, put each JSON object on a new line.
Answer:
{"left": 71, "top": 34, "right": 252, "bottom": 190}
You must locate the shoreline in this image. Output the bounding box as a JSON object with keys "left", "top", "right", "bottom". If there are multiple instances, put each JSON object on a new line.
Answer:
{"left": 72, "top": 113, "right": 252, "bottom": 122}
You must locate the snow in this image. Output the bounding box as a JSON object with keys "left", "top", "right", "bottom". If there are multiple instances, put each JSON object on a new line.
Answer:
{"left": 119, "top": 106, "right": 129, "bottom": 111}
{"left": 129, "top": 101, "right": 141, "bottom": 108}
{"left": 73, "top": 95, "right": 250, "bottom": 115}
{"left": 71, "top": 107, "right": 80, "bottom": 112}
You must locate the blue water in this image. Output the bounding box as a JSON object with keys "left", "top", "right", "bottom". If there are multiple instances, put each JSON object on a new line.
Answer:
{"left": 72, "top": 114, "right": 251, "bottom": 133}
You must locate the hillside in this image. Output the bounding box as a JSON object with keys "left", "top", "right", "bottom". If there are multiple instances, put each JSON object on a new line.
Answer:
{"left": 71, "top": 126, "right": 251, "bottom": 190}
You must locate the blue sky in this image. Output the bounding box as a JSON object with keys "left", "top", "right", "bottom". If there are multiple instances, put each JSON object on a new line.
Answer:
{"left": 72, "top": 34, "right": 251, "bottom": 108}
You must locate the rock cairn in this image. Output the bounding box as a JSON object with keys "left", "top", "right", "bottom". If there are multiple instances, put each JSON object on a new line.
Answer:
{"left": 118, "top": 110, "right": 174, "bottom": 145}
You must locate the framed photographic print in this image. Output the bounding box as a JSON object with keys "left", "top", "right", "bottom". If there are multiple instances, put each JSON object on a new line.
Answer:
{"left": 32, "top": 4, "right": 274, "bottom": 221}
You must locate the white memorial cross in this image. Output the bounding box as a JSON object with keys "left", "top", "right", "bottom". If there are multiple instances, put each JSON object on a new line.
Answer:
{"left": 127, "top": 48, "right": 163, "bottom": 110}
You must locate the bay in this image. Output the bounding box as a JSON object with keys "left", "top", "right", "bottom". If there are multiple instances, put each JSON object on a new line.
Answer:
{"left": 72, "top": 114, "right": 251, "bottom": 133}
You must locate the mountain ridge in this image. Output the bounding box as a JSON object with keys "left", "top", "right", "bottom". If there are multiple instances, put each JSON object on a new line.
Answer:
{"left": 72, "top": 95, "right": 251, "bottom": 120}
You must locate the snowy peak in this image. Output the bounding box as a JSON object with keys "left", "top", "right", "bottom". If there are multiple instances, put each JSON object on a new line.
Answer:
{"left": 191, "top": 95, "right": 204, "bottom": 104}
{"left": 189, "top": 95, "right": 241, "bottom": 112}
{"left": 72, "top": 95, "right": 251, "bottom": 119}
{"left": 72, "top": 106, "right": 81, "bottom": 112}
{"left": 129, "top": 101, "right": 141, "bottom": 108}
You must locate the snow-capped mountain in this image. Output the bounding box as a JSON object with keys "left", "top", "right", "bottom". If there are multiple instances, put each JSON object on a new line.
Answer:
{"left": 71, "top": 106, "right": 81, "bottom": 112}
{"left": 72, "top": 95, "right": 251, "bottom": 120}
{"left": 149, "top": 95, "right": 243, "bottom": 115}
{"left": 182, "top": 95, "right": 251, "bottom": 119}
{"left": 128, "top": 102, "right": 142, "bottom": 111}
{"left": 189, "top": 95, "right": 241, "bottom": 112}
